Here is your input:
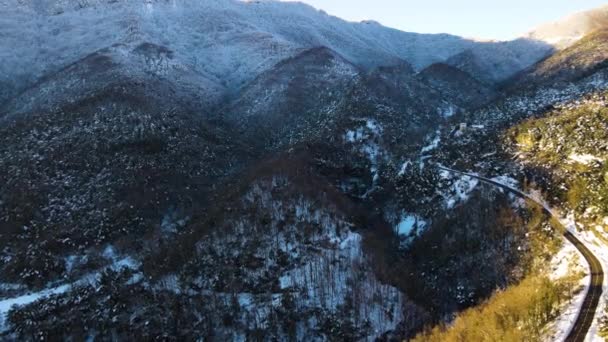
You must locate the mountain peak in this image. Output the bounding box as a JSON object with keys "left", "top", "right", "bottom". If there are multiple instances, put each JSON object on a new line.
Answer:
{"left": 526, "top": 4, "right": 608, "bottom": 48}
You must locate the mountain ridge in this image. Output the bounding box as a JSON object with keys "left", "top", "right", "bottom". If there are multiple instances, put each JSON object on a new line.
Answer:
{"left": 2, "top": 1, "right": 608, "bottom": 341}
{"left": 527, "top": 4, "right": 608, "bottom": 48}
{"left": 0, "top": 0, "right": 553, "bottom": 107}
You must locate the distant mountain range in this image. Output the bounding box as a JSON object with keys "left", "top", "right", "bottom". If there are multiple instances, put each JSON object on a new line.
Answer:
{"left": 1, "top": 0, "right": 554, "bottom": 107}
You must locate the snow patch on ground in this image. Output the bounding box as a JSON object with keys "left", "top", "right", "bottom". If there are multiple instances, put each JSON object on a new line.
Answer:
{"left": 0, "top": 247, "right": 140, "bottom": 332}
{"left": 491, "top": 175, "right": 521, "bottom": 203}
{"left": 103, "top": 245, "right": 139, "bottom": 270}
{"left": 527, "top": 189, "right": 554, "bottom": 213}
{"left": 491, "top": 175, "right": 518, "bottom": 188}
{"left": 439, "top": 172, "right": 479, "bottom": 209}
{"left": 0, "top": 284, "right": 71, "bottom": 331}
{"left": 439, "top": 104, "right": 456, "bottom": 118}
{"left": 545, "top": 237, "right": 589, "bottom": 342}
{"left": 344, "top": 119, "right": 385, "bottom": 193}
{"left": 510, "top": 189, "right": 602, "bottom": 342}
{"left": 0, "top": 284, "right": 25, "bottom": 292}
{"left": 554, "top": 212, "right": 608, "bottom": 342}
{"left": 549, "top": 240, "right": 583, "bottom": 281}
{"left": 278, "top": 229, "right": 404, "bottom": 336}
{"left": 191, "top": 179, "right": 406, "bottom": 339}
{"left": 344, "top": 119, "right": 382, "bottom": 144}
{"left": 395, "top": 213, "right": 427, "bottom": 237}
{"left": 398, "top": 160, "right": 412, "bottom": 176}
{"left": 568, "top": 153, "right": 603, "bottom": 165}
{"left": 421, "top": 131, "right": 441, "bottom": 154}
{"left": 161, "top": 209, "right": 189, "bottom": 234}
{"left": 365, "top": 119, "right": 382, "bottom": 135}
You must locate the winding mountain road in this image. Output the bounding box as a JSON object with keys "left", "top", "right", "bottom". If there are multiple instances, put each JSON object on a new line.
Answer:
{"left": 436, "top": 165, "right": 604, "bottom": 342}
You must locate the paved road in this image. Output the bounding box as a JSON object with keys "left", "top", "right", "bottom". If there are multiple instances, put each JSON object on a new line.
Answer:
{"left": 436, "top": 165, "right": 604, "bottom": 342}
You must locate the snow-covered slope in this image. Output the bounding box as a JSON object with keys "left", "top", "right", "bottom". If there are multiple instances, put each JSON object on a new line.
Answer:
{"left": 3, "top": 43, "right": 226, "bottom": 117}
{"left": 223, "top": 46, "right": 360, "bottom": 149}
{"left": 446, "top": 39, "right": 552, "bottom": 85}
{"left": 526, "top": 4, "right": 608, "bottom": 49}
{"left": 416, "top": 62, "right": 497, "bottom": 109}
{"left": 0, "top": 0, "right": 552, "bottom": 106}
{"left": 509, "top": 29, "right": 608, "bottom": 92}
{"left": 3, "top": 1, "right": 604, "bottom": 340}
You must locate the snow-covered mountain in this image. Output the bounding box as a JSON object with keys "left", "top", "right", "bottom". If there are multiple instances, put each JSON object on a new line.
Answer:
{"left": 526, "top": 4, "right": 608, "bottom": 48}
{"left": 514, "top": 29, "right": 608, "bottom": 89}
{"left": 0, "top": 0, "right": 552, "bottom": 107}
{"left": 2, "top": 1, "right": 608, "bottom": 340}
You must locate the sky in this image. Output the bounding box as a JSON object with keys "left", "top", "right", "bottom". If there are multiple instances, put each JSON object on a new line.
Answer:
{"left": 284, "top": 0, "right": 607, "bottom": 40}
